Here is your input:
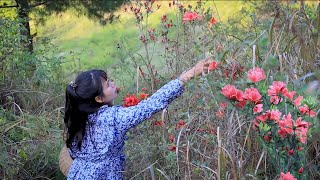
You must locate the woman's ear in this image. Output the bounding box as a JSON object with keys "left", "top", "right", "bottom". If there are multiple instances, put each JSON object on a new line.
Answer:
{"left": 95, "top": 96, "right": 104, "bottom": 103}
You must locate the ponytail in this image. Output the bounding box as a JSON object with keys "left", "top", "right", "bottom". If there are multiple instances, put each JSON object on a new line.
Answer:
{"left": 64, "top": 70, "right": 108, "bottom": 149}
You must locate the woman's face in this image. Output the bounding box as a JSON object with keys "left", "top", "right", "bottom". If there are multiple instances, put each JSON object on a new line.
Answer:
{"left": 99, "top": 78, "right": 119, "bottom": 105}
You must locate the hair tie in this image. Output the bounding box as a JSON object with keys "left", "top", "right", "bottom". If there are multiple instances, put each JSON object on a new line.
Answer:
{"left": 69, "top": 81, "right": 77, "bottom": 90}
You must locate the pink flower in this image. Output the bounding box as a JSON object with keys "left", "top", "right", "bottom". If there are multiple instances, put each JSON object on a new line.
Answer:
{"left": 221, "top": 85, "right": 245, "bottom": 101}
{"left": 280, "top": 172, "right": 297, "bottom": 180}
{"left": 277, "top": 113, "right": 294, "bottom": 138}
{"left": 235, "top": 100, "right": 246, "bottom": 109}
{"left": 253, "top": 104, "right": 263, "bottom": 114}
{"left": 268, "top": 81, "right": 287, "bottom": 96}
{"left": 293, "top": 95, "right": 303, "bottom": 106}
{"left": 182, "top": 12, "right": 200, "bottom": 22}
{"left": 244, "top": 87, "right": 262, "bottom": 103}
{"left": 299, "top": 105, "right": 316, "bottom": 118}
{"left": 294, "top": 117, "right": 310, "bottom": 144}
{"left": 256, "top": 113, "right": 268, "bottom": 123}
{"left": 247, "top": 67, "right": 266, "bottom": 83}
{"left": 266, "top": 109, "right": 282, "bottom": 122}
{"left": 270, "top": 95, "right": 283, "bottom": 105}
{"left": 283, "top": 91, "right": 296, "bottom": 101}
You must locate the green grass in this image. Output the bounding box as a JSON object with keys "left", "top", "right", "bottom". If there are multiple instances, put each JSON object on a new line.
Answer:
{"left": 35, "top": 1, "right": 249, "bottom": 71}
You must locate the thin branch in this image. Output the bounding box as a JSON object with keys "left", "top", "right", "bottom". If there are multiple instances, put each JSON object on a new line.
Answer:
{"left": 0, "top": 4, "right": 18, "bottom": 9}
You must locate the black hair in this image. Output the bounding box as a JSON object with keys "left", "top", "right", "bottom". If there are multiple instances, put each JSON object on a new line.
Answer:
{"left": 64, "top": 70, "right": 107, "bottom": 149}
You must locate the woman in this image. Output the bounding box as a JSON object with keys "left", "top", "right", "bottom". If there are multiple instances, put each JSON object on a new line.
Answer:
{"left": 60, "top": 58, "right": 211, "bottom": 179}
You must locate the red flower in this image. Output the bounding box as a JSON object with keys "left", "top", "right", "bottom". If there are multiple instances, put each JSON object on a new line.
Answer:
{"left": 298, "top": 167, "right": 304, "bottom": 174}
{"left": 288, "top": 149, "right": 294, "bottom": 156}
{"left": 168, "top": 145, "right": 176, "bottom": 151}
{"left": 215, "top": 110, "right": 224, "bottom": 119}
{"left": 253, "top": 104, "right": 263, "bottom": 114}
{"left": 298, "top": 146, "right": 303, "bottom": 151}
{"left": 141, "top": 87, "right": 148, "bottom": 91}
{"left": 176, "top": 120, "right": 186, "bottom": 129}
{"left": 154, "top": 120, "right": 164, "bottom": 126}
{"left": 123, "top": 94, "right": 140, "bottom": 107}
{"left": 244, "top": 87, "right": 262, "bottom": 104}
{"left": 182, "top": 12, "right": 200, "bottom": 22}
{"left": 208, "top": 61, "right": 220, "bottom": 71}
{"left": 256, "top": 113, "right": 268, "bottom": 123}
{"left": 263, "top": 133, "right": 272, "bottom": 142}
{"left": 247, "top": 67, "right": 266, "bottom": 83}
{"left": 139, "top": 93, "right": 149, "bottom": 100}
{"left": 280, "top": 172, "right": 296, "bottom": 180}
{"left": 209, "top": 17, "right": 217, "bottom": 25}
{"left": 169, "top": 134, "right": 175, "bottom": 142}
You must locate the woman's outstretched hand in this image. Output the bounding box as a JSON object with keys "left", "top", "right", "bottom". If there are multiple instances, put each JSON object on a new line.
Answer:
{"left": 179, "top": 57, "right": 212, "bottom": 84}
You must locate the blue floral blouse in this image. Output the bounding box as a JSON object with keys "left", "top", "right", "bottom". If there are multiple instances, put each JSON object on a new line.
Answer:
{"left": 67, "top": 79, "right": 184, "bottom": 180}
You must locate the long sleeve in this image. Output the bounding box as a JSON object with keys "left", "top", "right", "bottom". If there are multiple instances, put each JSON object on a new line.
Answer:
{"left": 114, "top": 79, "right": 184, "bottom": 133}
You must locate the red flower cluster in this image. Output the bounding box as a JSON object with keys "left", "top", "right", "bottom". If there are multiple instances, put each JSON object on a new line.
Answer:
{"left": 123, "top": 93, "right": 149, "bottom": 107}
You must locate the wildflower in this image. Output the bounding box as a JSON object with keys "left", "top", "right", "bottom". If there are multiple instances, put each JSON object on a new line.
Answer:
{"left": 247, "top": 67, "right": 266, "bottom": 83}
{"left": 280, "top": 172, "right": 296, "bottom": 180}
{"left": 283, "top": 91, "right": 296, "bottom": 101}
{"left": 298, "top": 167, "right": 304, "bottom": 174}
{"left": 253, "top": 104, "right": 263, "bottom": 114}
{"left": 244, "top": 87, "right": 262, "bottom": 104}
{"left": 154, "top": 120, "right": 164, "bottom": 126}
{"left": 209, "top": 17, "right": 217, "bottom": 25}
{"left": 176, "top": 120, "right": 186, "bottom": 129}
{"left": 288, "top": 149, "right": 294, "bottom": 156}
{"left": 208, "top": 61, "right": 220, "bottom": 71}
{"left": 293, "top": 95, "right": 303, "bottom": 107}
{"left": 268, "top": 81, "right": 287, "bottom": 96}
{"left": 168, "top": 145, "right": 176, "bottom": 151}
{"left": 139, "top": 93, "right": 149, "bottom": 100}
{"left": 169, "top": 134, "right": 175, "bottom": 142}
{"left": 182, "top": 12, "right": 200, "bottom": 22}
{"left": 277, "top": 113, "right": 294, "bottom": 138}
{"left": 266, "top": 109, "right": 282, "bottom": 122}
{"left": 123, "top": 94, "right": 140, "bottom": 107}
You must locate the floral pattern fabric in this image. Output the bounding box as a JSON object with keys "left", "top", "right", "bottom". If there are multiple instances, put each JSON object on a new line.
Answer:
{"left": 67, "top": 79, "right": 184, "bottom": 180}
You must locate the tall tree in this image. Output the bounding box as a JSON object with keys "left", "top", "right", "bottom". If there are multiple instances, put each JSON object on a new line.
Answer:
{"left": 0, "top": 0, "right": 129, "bottom": 53}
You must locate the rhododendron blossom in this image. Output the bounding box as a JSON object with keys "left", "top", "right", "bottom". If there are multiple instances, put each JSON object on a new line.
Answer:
{"left": 268, "top": 81, "right": 287, "bottom": 96}
{"left": 123, "top": 94, "right": 140, "bottom": 107}
{"left": 266, "top": 109, "right": 282, "bottom": 122}
{"left": 247, "top": 67, "right": 266, "bottom": 83}
{"left": 277, "top": 113, "right": 294, "bottom": 138}
{"left": 253, "top": 104, "right": 263, "bottom": 114}
{"left": 221, "top": 84, "right": 245, "bottom": 101}
{"left": 244, "top": 87, "right": 262, "bottom": 103}
{"left": 182, "top": 12, "right": 200, "bottom": 22}
{"left": 280, "top": 172, "right": 296, "bottom": 180}
{"left": 293, "top": 95, "right": 303, "bottom": 107}
{"left": 176, "top": 120, "right": 186, "bottom": 129}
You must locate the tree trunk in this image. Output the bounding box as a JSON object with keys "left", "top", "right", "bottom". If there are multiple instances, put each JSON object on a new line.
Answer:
{"left": 16, "top": 0, "right": 33, "bottom": 53}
